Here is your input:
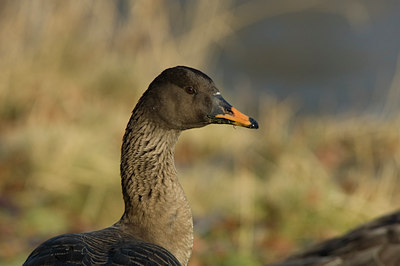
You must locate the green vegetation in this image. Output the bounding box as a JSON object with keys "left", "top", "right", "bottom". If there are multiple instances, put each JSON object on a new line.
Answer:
{"left": 0, "top": 1, "right": 399, "bottom": 265}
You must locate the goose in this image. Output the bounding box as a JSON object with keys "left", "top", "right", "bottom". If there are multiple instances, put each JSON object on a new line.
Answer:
{"left": 23, "top": 66, "right": 258, "bottom": 266}
{"left": 274, "top": 209, "right": 400, "bottom": 266}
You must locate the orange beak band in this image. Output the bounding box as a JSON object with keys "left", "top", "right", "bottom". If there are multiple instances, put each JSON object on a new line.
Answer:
{"left": 208, "top": 93, "right": 258, "bottom": 129}
{"left": 215, "top": 107, "right": 258, "bottom": 128}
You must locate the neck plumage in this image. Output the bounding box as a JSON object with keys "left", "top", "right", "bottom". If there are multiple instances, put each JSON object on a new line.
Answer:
{"left": 118, "top": 105, "right": 193, "bottom": 265}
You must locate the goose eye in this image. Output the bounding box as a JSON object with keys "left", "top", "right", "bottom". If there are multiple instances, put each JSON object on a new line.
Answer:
{"left": 185, "top": 87, "right": 196, "bottom": 95}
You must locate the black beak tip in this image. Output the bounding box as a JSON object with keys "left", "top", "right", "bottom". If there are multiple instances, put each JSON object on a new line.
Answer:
{"left": 249, "top": 117, "right": 259, "bottom": 129}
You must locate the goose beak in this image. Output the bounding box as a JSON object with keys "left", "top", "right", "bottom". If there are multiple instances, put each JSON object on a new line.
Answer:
{"left": 208, "top": 93, "right": 259, "bottom": 129}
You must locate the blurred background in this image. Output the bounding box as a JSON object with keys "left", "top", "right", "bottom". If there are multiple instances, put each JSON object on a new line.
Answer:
{"left": 1, "top": 0, "right": 400, "bottom": 265}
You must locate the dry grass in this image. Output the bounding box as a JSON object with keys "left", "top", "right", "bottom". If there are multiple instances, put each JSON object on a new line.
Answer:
{"left": 0, "top": 1, "right": 400, "bottom": 266}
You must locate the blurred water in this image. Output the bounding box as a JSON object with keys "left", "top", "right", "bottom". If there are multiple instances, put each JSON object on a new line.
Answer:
{"left": 217, "top": 0, "right": 400, "bottom": 114}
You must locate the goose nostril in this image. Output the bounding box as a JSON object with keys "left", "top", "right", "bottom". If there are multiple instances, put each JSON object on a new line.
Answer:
{"left": 226, "top": 108, "right": 234, "bottom": 116}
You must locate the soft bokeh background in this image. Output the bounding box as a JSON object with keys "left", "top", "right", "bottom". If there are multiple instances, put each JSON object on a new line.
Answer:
{"left": 1, "top": 1, "right": 400, "bottom": 265}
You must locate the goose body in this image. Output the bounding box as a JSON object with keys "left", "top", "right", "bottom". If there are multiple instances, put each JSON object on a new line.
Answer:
{"left": 25, "top": 227, "right": 181, "bottom": 265}
{"left": 275, "top": 210, "right": 400, "bottom": 266}
{"left": 24, "top": 66, "right": 258, "bottom": 266}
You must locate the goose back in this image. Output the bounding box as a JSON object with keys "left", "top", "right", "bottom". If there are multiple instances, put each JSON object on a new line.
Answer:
{"left": 274, "top": 210, "right": 400, "bottom": 266}
{"left": 24, "top": 227, "right": 180, "bottom": 265}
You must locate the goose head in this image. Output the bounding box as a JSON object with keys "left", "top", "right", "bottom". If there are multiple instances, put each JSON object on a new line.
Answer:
{"left": 140, "top": 66, "right": 258, "bottom": 130}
